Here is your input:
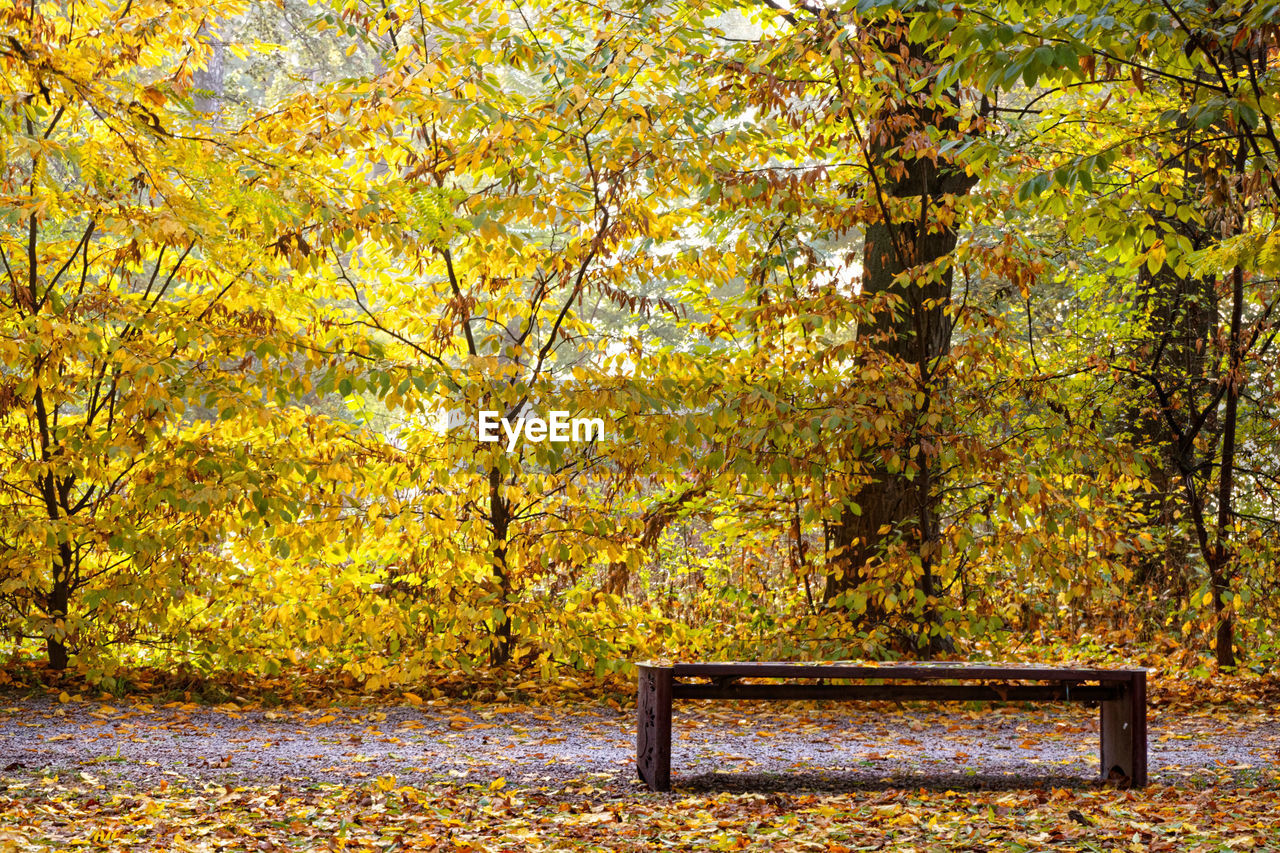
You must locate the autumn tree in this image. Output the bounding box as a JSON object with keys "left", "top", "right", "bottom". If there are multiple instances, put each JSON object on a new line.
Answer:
{"left": 943, "top": 0, "right": 1280, "bottom": 665}
{"left": 301, "top": 0, "right": 773, "bottom": 669}
{"left": 0, "top": 0, "right": 438, "bottom": 670}
{"left": 821, "top": 10, "right": 978, "bottom": 654}
{"left": 666, "top": 1, "right": 982, "bottom": 652}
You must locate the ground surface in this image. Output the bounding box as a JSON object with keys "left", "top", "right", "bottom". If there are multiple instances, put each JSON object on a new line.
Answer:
{"left": 3, "top": 694, "right": 1278, "bottom": 789}
{"left": 3, "top": 693, "right": 1280, "bottom": 850}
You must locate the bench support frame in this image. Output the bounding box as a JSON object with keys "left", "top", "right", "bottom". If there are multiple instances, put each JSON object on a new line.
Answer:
{"left": 636, "top": 662, "right": 1147, "bottom": 792}
{"left": 1100, "top": 671, "right": 1147, "bottom": 785}
{"left": 637, "top": 664, "right": 673, "bottom": 792}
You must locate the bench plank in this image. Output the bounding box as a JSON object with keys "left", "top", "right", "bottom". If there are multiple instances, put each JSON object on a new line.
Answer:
{"left": 643, "top": 660, "right": 1145, "bottom": 682}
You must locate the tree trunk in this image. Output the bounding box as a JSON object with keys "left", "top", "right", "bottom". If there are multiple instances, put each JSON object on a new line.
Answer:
{"left": 824, "top": 28, "right": 974, "bottom": 653}
{"left": 1126, "top": 88, "right": 1216, "bottom": 603}
{"left": 1208, "top": 549, "right": 1235, "bottom": 667}
{"left": 1207, "top": 263, "right": 1245, "bottom": 668}
{"left": 1128, "top": 265, "right": 1217, "bottom": 601}
{"left": 45, "top": 545, "right": 72, "bottom": 671}
{"left": 192, "top": 25, "right": 226, "bottom": 117}
{"left": 1125, "top": 22, "right": 1261, "bottom": 666}
{"left": 488, "top": 464, "right": 513, "bottom": 667}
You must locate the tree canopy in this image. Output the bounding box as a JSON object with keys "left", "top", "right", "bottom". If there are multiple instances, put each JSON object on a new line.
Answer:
{"left": 1, "top": 0, "right": 1278, "bottom": 687}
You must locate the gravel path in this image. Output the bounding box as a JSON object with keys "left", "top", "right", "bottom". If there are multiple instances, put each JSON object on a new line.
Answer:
{"left": 2, "top": 695, "right": 1277, "bottom": 792}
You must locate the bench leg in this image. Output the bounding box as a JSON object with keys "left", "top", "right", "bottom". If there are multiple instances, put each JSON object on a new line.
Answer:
{"left": 637, "top": 665, "right": 672, "bottom": 791}
{"left": 1100, "top": 671, "right": 1147, "bottom": 787}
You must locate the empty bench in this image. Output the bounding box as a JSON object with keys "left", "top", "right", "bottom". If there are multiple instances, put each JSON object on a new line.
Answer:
{"left": 636, "top": 661, "right": 1147, "bottom": 791}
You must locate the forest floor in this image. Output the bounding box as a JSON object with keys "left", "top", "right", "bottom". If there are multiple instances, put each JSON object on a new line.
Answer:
{"left": 2, "top": 691, "right": 1280, "bottom": 850}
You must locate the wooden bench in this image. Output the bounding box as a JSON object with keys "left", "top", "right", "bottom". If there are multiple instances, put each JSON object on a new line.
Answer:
{"left": 636, "top": 661, "right": 1147, "bottom": 791}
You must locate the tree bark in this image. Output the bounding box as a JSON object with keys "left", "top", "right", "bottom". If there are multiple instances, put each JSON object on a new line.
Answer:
{"left": 823, "top": 28, "right": 975, "bottom": 655}
{"left": 1207, "top": 263, "right": 1245, "bottom": 668}
{"left": 488, "top": 464, "right": 513, "bottom": 666}
{"left": 192, "top": 25, "right": 226, "bottom": 118}
{"left": 45, "top": 559, "right": 70, "bottom": 671}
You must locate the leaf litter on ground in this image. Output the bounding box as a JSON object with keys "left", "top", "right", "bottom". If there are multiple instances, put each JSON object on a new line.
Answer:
{"left": 4, "top": 686, "right": 1280, "bottom": 850}
{"left": 1, "top": 775, "right": 1279, "bottom": 851}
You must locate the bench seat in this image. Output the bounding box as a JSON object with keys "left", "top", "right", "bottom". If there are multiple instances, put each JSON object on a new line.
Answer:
{"left": 636, "top": 661, "right": 1147, "bottom": 791}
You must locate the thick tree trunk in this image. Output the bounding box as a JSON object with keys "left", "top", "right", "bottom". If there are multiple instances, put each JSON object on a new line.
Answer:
{"left": 823, "top": 31, "right": 974, "bottom": 654}
{"left": 1128, "top": 137, "right": 1216, "bottom": 602}
{"left": 1130, "top": 156, "right": 1244, "bottom": 668}
{"left": 1126, "top": 29, "right": 1260, "bottom": 667}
